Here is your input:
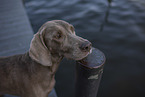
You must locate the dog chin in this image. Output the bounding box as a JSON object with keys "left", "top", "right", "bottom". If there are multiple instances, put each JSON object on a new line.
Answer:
{"left": 65, "top": 48, "right": 92, "bottom": 61}
{"left": 76, "top": 48, "right": 92, "bottom": 60}
{"left": 75, "top": 52, "right": 90, "bottom": 61}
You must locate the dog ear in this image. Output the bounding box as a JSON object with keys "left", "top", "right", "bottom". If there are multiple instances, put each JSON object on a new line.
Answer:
{"left": 29, "top": 27, "right": 52, "bottom": 66}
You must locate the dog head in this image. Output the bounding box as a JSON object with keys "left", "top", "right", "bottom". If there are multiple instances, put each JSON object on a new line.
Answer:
{"left": 29, "top": 20, "right": 92, "bottom": 66}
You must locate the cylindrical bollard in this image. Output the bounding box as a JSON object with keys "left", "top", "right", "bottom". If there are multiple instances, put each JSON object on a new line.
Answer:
{"left": 75, "top": 47, "right": 105, "bottom": 97}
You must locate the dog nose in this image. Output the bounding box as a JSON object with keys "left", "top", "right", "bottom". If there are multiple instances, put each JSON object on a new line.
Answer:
{"left": 79, "top": 41, "right": 92, "bottom": 52}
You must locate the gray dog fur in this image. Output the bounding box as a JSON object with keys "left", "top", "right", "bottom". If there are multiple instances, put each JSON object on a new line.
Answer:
{"left": 0, "top": 20, "right": 92, "bottom": 97}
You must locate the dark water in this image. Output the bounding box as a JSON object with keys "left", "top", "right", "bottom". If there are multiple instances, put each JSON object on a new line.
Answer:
{"left": 24, "top": 0, "right": 145, "bottom": 97}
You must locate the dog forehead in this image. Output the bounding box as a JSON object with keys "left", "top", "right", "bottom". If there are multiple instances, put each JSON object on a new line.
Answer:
{"left": 52, "top": 20, "right": 71, "bottom": 29}
{"left": 54, "top": 20, "right": 70, "bottom": 30}
{"left": 45, "top": 20, "right": 70, "bottom": 27}
{"left": 53, "top": 20, "right": 70, "bottom": 25}
{"left": 48, "top": 20, "right": 71, "bottom": 30}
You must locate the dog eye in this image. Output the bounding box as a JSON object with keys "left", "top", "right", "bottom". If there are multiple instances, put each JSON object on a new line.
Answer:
{"left": 55, "top": 32, "right": 62, "bottom": 39}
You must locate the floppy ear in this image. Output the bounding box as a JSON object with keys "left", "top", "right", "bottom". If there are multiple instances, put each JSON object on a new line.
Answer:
{"left": 29, "top": 27, "right": 52, "bottom": 66}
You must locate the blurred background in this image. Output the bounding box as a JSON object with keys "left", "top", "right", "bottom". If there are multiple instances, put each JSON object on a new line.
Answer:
{"left": 24, "top": 0, "right": 145, "bottom": 97}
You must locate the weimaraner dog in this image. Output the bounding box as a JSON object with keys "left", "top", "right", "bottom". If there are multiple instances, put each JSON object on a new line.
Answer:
{"left": 0, "top": 20, "right": 92, "bottom": 97}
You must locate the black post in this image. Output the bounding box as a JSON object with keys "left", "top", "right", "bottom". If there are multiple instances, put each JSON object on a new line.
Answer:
{"left": 75, "top": 47, "right": 105, "bottom": 97}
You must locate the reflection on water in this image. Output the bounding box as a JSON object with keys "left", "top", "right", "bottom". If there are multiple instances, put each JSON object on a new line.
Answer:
{"left": 100, "top": 0, "right": 112, "bottom": 32}
{"left": 25, "top": 0, "right": 145, "bottom": 97}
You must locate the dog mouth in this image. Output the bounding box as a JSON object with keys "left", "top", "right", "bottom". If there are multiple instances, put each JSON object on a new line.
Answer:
{"left": 89, "top": 48, "right": 92, "bottom": 54}
{"left": 63, "top": 45, "right": 92, "bottom": 61}
{"left": 75, "top": 47, "right": 92, "bottom": 61}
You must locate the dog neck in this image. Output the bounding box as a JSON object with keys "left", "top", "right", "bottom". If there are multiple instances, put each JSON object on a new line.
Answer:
{"left": 28, "top": 51, "right": 63, "bottom": 74}
{"left": 49, "top": 53, "right": 63, "bottom": 74}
